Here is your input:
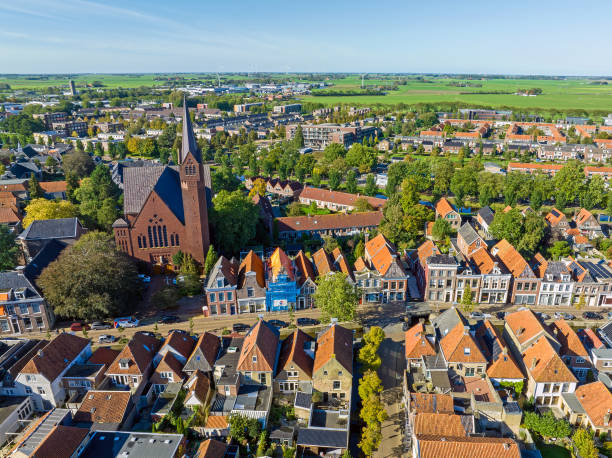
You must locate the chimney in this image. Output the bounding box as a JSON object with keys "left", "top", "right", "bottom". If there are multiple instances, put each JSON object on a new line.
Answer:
{"left": 531, "top": 358, "right": 537, "bottom": 370}
{"left": 605, "top": 409, "right": 611, "bottom": 426}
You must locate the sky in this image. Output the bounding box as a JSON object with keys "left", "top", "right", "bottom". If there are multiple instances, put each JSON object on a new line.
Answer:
{"left": 1, "top": 0, "right": 612, "bottom": 75}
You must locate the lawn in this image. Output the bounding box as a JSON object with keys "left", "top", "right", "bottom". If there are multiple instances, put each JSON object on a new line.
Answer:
{"left": 537, "top": 442, "right": 571, "bottom": 458}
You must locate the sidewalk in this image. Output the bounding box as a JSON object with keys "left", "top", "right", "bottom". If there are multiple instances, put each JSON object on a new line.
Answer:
{"left": 373, "top": 387, "right": 408, "bottom": 458}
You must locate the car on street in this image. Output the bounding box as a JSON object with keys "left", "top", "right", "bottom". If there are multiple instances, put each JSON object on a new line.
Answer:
{"left": 70, "top": 322, "right": 90, "bottom": 332}
{"left": 536, "top": 313, "right": 550, "bottom": 320}
{"left": 113, "top": 316, "right": 140, "bottom": 328}
{"left": 297, "top": 317, "right": 320, "bottom": 326}
{"left": 232, "top": 323, "right": 250, "bottom": 333}
{"left": 582, "top": 312, "right": 603, "bottom": 320}
{"left": 91, "top": 321, "right": 111, "bottom": 330}
{"left": 470, "top": 312, "right": 484, "bottom": 320}
{"left": 268, "top": 319, "right": 288, "bottom": 329}
{"left": 98, "top": 334, "right": 117, "bottom": 343}
{"left": 137, "top": 331, "right": 156, "bottom": 338}
{"left": 158, "top": 315, "right": 180, "bottom": 324}
{"left": 495, "top": 312, "right": 506, "bottom": 320}
{"left": 553, "top": 312, "right": 564, "bottom": 320}
{"left": 563, "top": 313, "right": 575, "bottom": 320}
{"left": 138, "top": 274, "right": 151, "bottom": 283}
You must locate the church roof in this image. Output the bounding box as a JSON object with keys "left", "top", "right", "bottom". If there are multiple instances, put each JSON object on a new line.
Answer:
{"left": 181, "top": 97, "right": 201, "bottom": 164}
{"left": 123, "top": 166, "right": 184, "bottom": 224}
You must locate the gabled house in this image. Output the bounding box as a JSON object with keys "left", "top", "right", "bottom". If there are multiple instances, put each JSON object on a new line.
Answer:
{"left": 521, "top": 336, "right": 577, "bottom": 406}
{"left": 475, "top": 320, "right": 523, "bottom": 384}
{"left": 183, "top": 332, "right": 220, "bottom": 376}
{"left": 457, "top": 223, "right": 485, "bottom": 258}
{"left": 504, "top": 309, "right": 559, "bottom": 354}
{"left": 476, "top": 206, "right": 494, "bottom": 238}
{"left": 331, "top": 248, "right": 354, "bottom": 285}
{"left": 434, "top": 197, "right": 461, "bottom": 229}
{"left": 365, "top": 234, "right": 410, "bottom": 303}
{"left": 574, "top": 208, "right": 603, "bottom": 239}
{"left": 205, "top": 256, "right": 238, "bottom": 316}
{"left": 545, "top": 207, "right": 569, "bottom": 233}
{"left": 413, "top": 436, "right": 520, "bottom": 458}
{"left": 275, "top": 329, "right": 314, "bottom": 393}
{"left": 405, "top": 322, "right": 436, "bottom": 368}
{"left": 184, "top": 370, "right": 213, "bottom": 411}
{"left": 537, "top": 260, "right": 573, "bottom": 307}
{"left": 236, "top": 250, "right": 266, "bottom": 314}
{"left": 266, "top": 248, "right": 298, "bottom": 312}
{"left": 353, "top": 256, "right": 383, "bottom": 304}
{"left": 468, "top": 246, "right": 511, "bottom": 304}
{"left": 213, "top": 336, "right": 244, "bottom": 398}
{"left": 559, "top": 381, "right": 612, "bottom": 439}
{"left": 155, "top": 330, "right": 195, "bottom": 366}
{"left": 237, "top": 320, "right": 280, "bottom": 386}
{"left": 492, "top": 239, "right": 539, "bottom": 305}
{"left": 73, "top": 390, "right": 134, "bottom": 431}
{"left": 312, "top": 323, "right": 353, "bottom": 401}
{"left": 106, "top": 332, "right": 160, "bottom": 395}
{"left": 294, "top": 250, "right": 316, "bottom": 309}
{"left": 439, "top": 323, "right": 487, "bottom": 377}
{"left": 312, "top": 248, "right": 335, "bottom": 279}
{"left": 150, "top": 352, "right": 186, "bottom": 394}
{"left": 549, "top": 319, "right": 591, "bottom": 381}
{"left": 16, "top": 333, "right": 91, "bottom": 411}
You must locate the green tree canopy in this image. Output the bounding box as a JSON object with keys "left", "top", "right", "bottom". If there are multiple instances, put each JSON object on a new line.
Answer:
{"left": 38, "top": 232, "right": 142, "bottom": 320}
{"left": 62, "top": 149, "right": 95, "bottom": 178}
{"left": 74, "top": 164, "right": 121, "bottom": 230}
{"left": 553, "top": 160, "right": 585, "bottom": 208}
{"left": 431, "top": 218, "right": 452, "bottom": 241}
{"left": 0, "top": 225, "right": 19, "bottom": 271}
{"left": 210, "top": 190, "right": 259, "bottom": 256}
{"left": 312, "top": 272, "right": 358, "bottom": 323}
{"left": 23, "top": 198, "right": 79, "bottom": 228}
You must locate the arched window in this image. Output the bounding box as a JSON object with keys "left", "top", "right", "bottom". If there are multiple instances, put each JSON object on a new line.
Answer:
{"left": 170, "top": 234, "right": 175, "bottom": 246}
{"left": 148, "top": 227, "right": 153, "bottom": 248}
{"left": 138, "top": 236, "right": 142, "bottom": 249}
{"left": 163, "top": 226, "right": 168, "bottom": 247}
{"left": 157, "top": 226, "right": 163, "bottom": 247}
{"left": 175, "top": 234, "right": 179, "bottom": 246}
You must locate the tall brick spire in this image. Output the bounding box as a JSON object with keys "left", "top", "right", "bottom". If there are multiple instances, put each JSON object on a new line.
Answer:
{"left": 181, "top": 95, "right": 200, "bottom": 164}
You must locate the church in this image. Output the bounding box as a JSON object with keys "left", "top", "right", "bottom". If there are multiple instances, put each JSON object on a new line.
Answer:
{"left": 113, "top": 99, "right": 211, "bottom": 267}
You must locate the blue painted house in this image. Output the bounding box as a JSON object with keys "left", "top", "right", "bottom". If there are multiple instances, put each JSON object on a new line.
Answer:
{"left": 265, "top": 247, "right": 298, "bottom": 312}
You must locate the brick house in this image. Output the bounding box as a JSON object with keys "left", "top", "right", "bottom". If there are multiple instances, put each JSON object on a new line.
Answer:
{"left": 549, "top": 319, "right": 591, "bottom": 381}
{"left": 457, "top": 223, "right": 485, "bottom": 258}
{"left": 364, "top": 234, "right": 409, "bottom": 302}
{"left": 73, "top": 390, "right": 134, "bottom": 431}
{"left": 266, "top": 248, "right": 298, "bottom": 312}
{"left": 492, "top": 239, "right": 539, "bottom": 305}
{"left": 439, "top": 323, "right": 487, "bottom": 377}
{"left": 573, "top": 208, "right": 603, "bottom": 239}
{"left": 183, "top": 332, "right": 220, "bottom": 377}
{"left": 150, "top": 352, "right": 186, "bottom": 395}
{"left": 353, "top": 256, "right": 383, "bottom": 304}
{"left": 236, "top": 250, "right": 267, "bottom": 314}
{"left": 559, "top": 381, "right": 612, "bottom": 439}
{"left": 405, "top": 322, "right": 436, "bottom": 368}
{"left": 294, "top": 250, "right": 317, "bottom": 309}
{"left": 312, "top": 324, "right": 353, "bottom": 401}
{"left": 274, "top": 329, "right": 314, "bottom": 393}
{"left": 205, "top": 256, "right": 238, "bottom": 317}
{"left": 237, "top": 320, "right": 280, "bottom": 386}
{"left": 434, "top": 197, "right": 461, "bottom": 229}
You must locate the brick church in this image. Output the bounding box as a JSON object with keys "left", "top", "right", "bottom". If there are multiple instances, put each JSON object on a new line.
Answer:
{"left": 113, "top": 99, "right": 211, "bottom": 266}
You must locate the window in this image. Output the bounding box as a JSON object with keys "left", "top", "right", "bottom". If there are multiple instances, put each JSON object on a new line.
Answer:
{"left": 227, "top": 292, "right": 233, "bottom": 301}
{"left": 23, "top": 318, "right": 32, "bottom": 329}
{"left": 333, "top": 381, "right": 341, "bottom": 390}
{"left": 323, "top": 370, "right": 328, "bottom": 376}
{"left": 464, "top": 347, "right": 471, "bottom": 355}
{"left": 259, "top": 373, "right": 266, "bottom": 384}
{"left": 287, "top": 371, "right": 298, "bottom": 378}
{"left": 37, "top": 387, "right": 45, "bottom": 394}
{"left": 217, "top": 279, "right": 224, "bottom": 288}
{"left": 161, "top": 372, "right": 173, "bottom": 380}
{"left": 247, "top": 287, "right": 254, "bottom": 298}
{"left": 252, "top": 355, "right": 257, "bottom": 363}
{"left": 218, "top": 292, "right": 225, "bottom": 302}
{"left": 36, "top": 317, "right": 43, "bottom": 329}
{"left": 0, "top": 320, "right": 9, "bottom": 332}
{"left": 209, "top": 293, "right": 216, "bottom": 303}
{"left": 19, "top": 304, "right": 28, "bottom": 314}
{"left": 25, "top": 387, "right": 32, "bottom": 394}
{"left": 31, "top": 304, "right": 40, "bottom": 314}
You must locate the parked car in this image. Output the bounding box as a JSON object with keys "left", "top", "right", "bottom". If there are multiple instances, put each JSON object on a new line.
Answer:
{"left": 98, "top": 334, "right": 117, "bottom": 343}
{"left": 553, "top": 312, "right": 564, "bottom": 320}
{"left": 297, "top": 317, "right": 320, "bottom": 327}
{"left": 470, "top": 312, "right": 484, "bottom": 320}
{"left": 232, "top": 323, "right": 250, "bottom": 333}
{"left": 495, "top": 312, "right": 506, "bottom": 320}
{"left": 91, "top": 321, "right": 111, "bottom": 330}
{"left": 70, "top": 322, "right": 90, "bottom": 332}
{"left": 113, "top": 316, "right": 139, "bottom": 328}
{"left": 138, "top": 274, "right": 151, "bottom": 283}
{"left": 268, "top": 319, "right": 288, "bottom": 329}
{"left": 582, "top": 312, "right": 603, "bottom": 320}
{"left": 137, "top": 331, "right": 156, "bottom": 338}
{"left": 563, "top": 313, "right": 575, "bottom": 320}
{"left": 536, "top": 313, "right": 550, "bottom": 320}
{"left": 158, "top": 315, "right": 179, "bottom": 324}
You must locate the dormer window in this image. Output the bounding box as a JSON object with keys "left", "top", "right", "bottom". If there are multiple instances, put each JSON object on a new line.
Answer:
{"left": 561, "top": 275, "right": 569, "bottom": 282}
{"left": 464, "top": 347, "right": 471, "bottom": 355}
{"left": 119, "top": 359, "right": 130, "bottom": 370}
{"left": 217, "top": 279, "right": 224, "bottom": 288}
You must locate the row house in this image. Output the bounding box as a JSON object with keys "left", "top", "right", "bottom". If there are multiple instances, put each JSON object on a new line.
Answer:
{"left": 475, "top": 206, "right": 495, "bottom": 238}
{"left": 537, "top": 145, "right": 580, "bottom": 162}
{"left": 237, "top": 320, "right": 280, "bottom": 386}
{"left": 474, "top": 320, "right": 524, "bottom": 384}
{"left": 423, "top": 254, "right": 458, "bottom": 303}
{"left": 275, "top": 328, "right": 314, "bottom": 393}
{"left": 549, "top": 319, "right": 591, "bottom": 381}
{"left": 457, "top": 247, "right": 511, "bottom": 305}
{"left": 492, "top": 239, "right": 540, "bottom": 305}
{"left": 534, "top": 258, "right": 573, "bottom": 307}
{"left": 276, "top": 211, "right": 382, "bottom": 241}
{"left": 266, "top": 247, "right": 299, "bottom": 312}
{"left": 205, "top": 256, "right": 238, "bottom": 317}
{"left": 559, "top": 381, "right": 612, "bottom": 440}
{"left": 244, "top": 176, "right": 303, "bottom": 200}
{"left": 236, "top": 250, "right": 267, "bottom": 314}
{"left": 298, "top": 186, "right": 386, "bottom": 212}
{"left": 294, "top": 250, "right": 317, "bottom": 309}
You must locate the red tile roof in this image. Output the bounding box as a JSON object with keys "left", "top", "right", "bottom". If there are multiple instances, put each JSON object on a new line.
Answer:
{"left": 435, "top": 197, "right": 455, "bottom": 218}
{"left": 239, "top": 250, "right": 265, "bottom": 288}
{"left": 405, "top": 323, "right": 436, "bottom": 360}
{"left": 575, "top": 382, "right": 612, "bottom": 427}
{"left": 237, "top": 320, "right": 279, "bottom": 372}
{"left": 31, "top": 425, "right": 88, "bottom": 458}
{"left": 407, "top": 393, "right": 454, "bottom": 414}
{"left": 416, "top": 435, "right": 520, "bottom": 458}
{"left": 0, "top": 207, "right": 20, "bottom": 224}
{"left": 505, "top": 309, "right": 547, "bottom": 346}
{"left": 73, "top": 390, "right": 131, "bottom": 425}
{"left": 276, "top": 211, "right": 382, "bottom": 232}
{"left": 188, "top": 332, "right": 220, "bottom": 369}
{"left": 107, "top": 332, "right": 160, "bottom": 376}
{"left": 492, "top": 239, "right": 531, "bottom": 278}
{"left": 197, "top": 439, "right": 228, "bottom": 458}
{"left": 313, "top": 324, "right": 353, "bottom": 375}
{"left": 312, "top": 248, "right": 334, "bottom": 277}
{"left": 294, "top": 250, "right": 316, "bottom": 284}
{"left": 20, "top": 333, "right": 89, "bottom": 381}
{"left": 522, "top": 336, "right": 577, "bottom": 383}
{"left": 439, "top": 323, "right": 486, "bottom": 364}
{"left": 413, "top": 413, "right": 467, "bottom": 436}
{"left": 161, "top": 330, "right": 196, "bottom": 360}
{"left": 277, "top": 329, "right": 314, "bottom": 377}
{"left": 299, "top": 186, "right": 386, "bottom": 210}
{"left": 549, "top": 319, "right": 589, "bottom": 358}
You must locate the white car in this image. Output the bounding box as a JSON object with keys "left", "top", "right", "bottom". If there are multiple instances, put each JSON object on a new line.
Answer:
{"left": 470, "top": 312, "right": 484, "bottom": 319}
{"left": 98, "top": 334, "right": 117, "bottom": 343}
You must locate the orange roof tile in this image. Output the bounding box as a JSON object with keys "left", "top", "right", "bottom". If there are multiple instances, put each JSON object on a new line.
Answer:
{"left": 413, "top": 413, "right": 467, "bottom": 436}
{"left": 435, "top": 197, "right": 455, "bottom": 218}
{"left": 205, "top": 415, "right": 229, "bottom": 429}
{"left": 39, "top": 181, "right": 67, "bottom": 194}
{"left": 269, "top": 247, "right": 294, "bottom": 281}
{"left": 353, "top": 256, "right": 368, "bottom": 272}
{"left": 31, "top": 425, "right": 88, "bottom": 458}
{"left": 545, "top": 207, "right": 567, "bottom": 227}
{"left": 407, "top": 393, "right": 454, "bottom": 414}
{"left": 313, "top": 324, "right": 353, "bottom": 375}
{"left": 522, "top": 336, "right": 577, "bottom": 383}
{"left": 505, "top": 309, "right": 547, "bottom": 346}
{"left": 549, "top": 319, "right": 589, "bottom": 358}
{"left": 161, "top": 330, "right": 196, "bottom": 360}
{"left": 492, "top": 239, "right": 531, "bottom": 278}
{"left": 106, "top": 332, "right": 160, "bottom": 376}
{"left": 0, "top": 207, "right": 20, "bottom": 224}
{"left": 405, "top": 323, "right": 436, "bottom": 360}
{"left": 469, "top": 247, "right": 496, "bottom": 274}
{"left": 239, "top": 250, "right": 265, "bottom": 288}
{"left": 20, "top": 333, "right": 89, "bottom": 381}
{"left": 73, "top": 390, "right": 131, "bottom": 425}
{"left": 277, "top": 329, "right": 314, "bottom": 377}
{"left": 439, "top": 323, "right": 486, "bottom": 364}
{"left": 197, "top": 439, "right": 228, "bottom": 458}
{"left": 313, "top": 248, "right": 334, "bottom": 277}
{"left": 575, "top": 382, "right": 612, "bottom": 427}
{"left": 416, "top": 435, "right": 520, "bottom": 458}
{"left": 237, "top": 320, "right": 279, "bottom": 373}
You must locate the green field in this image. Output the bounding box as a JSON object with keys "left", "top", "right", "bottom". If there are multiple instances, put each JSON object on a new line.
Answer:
{"left": 304, "top": 76, "right": 612, "bottom": 112}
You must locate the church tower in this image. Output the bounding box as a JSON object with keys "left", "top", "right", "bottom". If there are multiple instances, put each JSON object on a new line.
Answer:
{"left": 179, "top": 97, "right": 210, "bottom": 265}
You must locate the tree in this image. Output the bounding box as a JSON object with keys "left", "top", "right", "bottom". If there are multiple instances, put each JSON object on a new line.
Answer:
{"left": 28, "top": 174, "right": 43, "bottom": 199}
{"left": 23, "top": 198, "right": 79, "bottom": 228}
{"left": 62, "top": 150, "right": 94, "bottom": 178}
{"left": 210, "top": 190, "right": 259, "bottom": 255}
{"left": 503, "top": 172, "right": 530, "bottom": 206}
{"left": 287, "top": 201, "right": 303, "bottom": 216}
{"left": 523, "top": 410, "right": 571, "bottom": 438}
{"left": 346, "top": 143, "right": 376, "bottom": 172}
{"left": 450, "top": 165, "right": 478, "bottom": 207}
{"left": 293, "top": 124, "right": 304, "bottom": 148}
{"left": 575, "top": 293, "right": 586, "bottom": 311}
{"left": 0, "top": 225, "right": 19, "bottom": 271}
{"left": 38, "top": 232, "right": 142, "bottom": 320}
{"left": 354, "top": 197, "right": 374, "bottom": 213}
{"left": 151, "top": 287, "right": 181, "bottom": 310}
{"left": 432, "top": 158, "right": 454, "bottom": 196}
{"left": 580, "top": 175, "right": 606, "bottom": 210}
{"left": 203, "top": 245, "right": 218, "bottom": 276}
{"left": 431, "top": 218, "right": 452, "bottom": 241}
{"left": 400, "top": 178, "right": 419, "bottom": 212}
{"left": 345, "top": 170, "right": 357, "bottom": 194}
{"left": 312, "top": 272, "right": 358, "bottom": 323}
{"left": 322, "top": 235, "right": 339, "bottom": 253}
{"left": 364, "top": 174, "right": 377, "bottom": 196}
{"left": 460, "top": 283, "right": 474, "bottom": 314}
{"left": 358, "top": 327, "right": 385, "bottom": 372}
{"left": 247, "top": 178, "right": 267, "bottom": 198}
{"left": 358, "top": 369, "right": 387, "bottom": 456}
{"left": 74, "top": 164, "right": 121, "bottom": 230}
{"left": 328, "top": 169, "right": 341, "bottom": 190}
{"left": 549, "top": 240, "right": 572, "bottom": 260}
{"left": 572, "top": 428, "right": 598, "bottom": 458}
{"left": 553, "top": 160, "right": 585, "bottom": 208}
{"left": 489, "top": 208, "right": 524, "bottom": 248}
{"left": 228, "top": 414, "right": 261, "bottom": 445}
{"left": 517, "top": 212, "right": 546, "bottom": 256}
{"left": 477, "top": 172, "right": 502, "bottom": 206}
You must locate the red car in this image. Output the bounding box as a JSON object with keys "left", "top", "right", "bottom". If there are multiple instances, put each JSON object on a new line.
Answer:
{"left": 70, "top": 322, "right": 90, "bottom": 332}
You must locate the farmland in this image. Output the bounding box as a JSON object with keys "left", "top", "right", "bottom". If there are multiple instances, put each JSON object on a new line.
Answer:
{"left": 302, "top": 76, "right": 612, "bottom": 112}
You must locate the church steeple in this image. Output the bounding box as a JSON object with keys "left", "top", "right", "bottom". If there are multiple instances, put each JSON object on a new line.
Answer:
{"left": 181, "top": 95, "right": 201, "bottom": 164}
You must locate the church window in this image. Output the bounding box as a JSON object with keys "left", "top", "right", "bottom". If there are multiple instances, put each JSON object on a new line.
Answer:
{"left": 151, "top": 226, "right": 158, "bottom": 247}
{"left": 175, "top": 234, "right": 179, "bottom": 245}
{"left": 142, "top": 236, "right": 146, "bottom": 248}
{"left": 163, "top": 226, "right": 168, "bottom": 247}
{"left": 138, "top": 236, "right": 142, "bottom": 249}
{"left": 157, "top": 226, "right": 163, "bottom": 247}
{"left": 148, "top": 227, "right": 153, "bottom": 248}
{"left": 170, "top": 234, "right": 174, "bottom": 246}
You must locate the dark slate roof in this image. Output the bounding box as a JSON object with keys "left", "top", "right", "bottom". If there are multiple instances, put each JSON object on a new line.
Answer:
{"left": 0, "top": 271, "right": 40, "bottom": 299}
{"left": 477, "top": 206, "right": 494, "bottom": 226}
{"left": 599, "top": 321, "right": 612, "bottom": 347}
{"left": 23, "top": 239, "right": 68, "bottom": 286}
{"left": 294, "top": 391, "right": 312, "bottom": 409}
{"left": 426, "top": 254, "right": 457, "bottom": 265}
{"left": 181, "top": 97, "right": 201, "bottom": 164}
{"left": 297, "top": 428, "right": 348, "bottom": 448}
{"left": 458, "top": 223, "right": 481, "bottom": 246}
{"left": 432, "top": 308, "right": 467, "bottom": 339}
{"left": 18, "top": 218, "right": 80, "bottom": 241}
{"left": 123, "top": 166, "right": 184, "bottom": 224}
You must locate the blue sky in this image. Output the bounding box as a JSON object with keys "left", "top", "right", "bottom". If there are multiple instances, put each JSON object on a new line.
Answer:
{"left": 1, "top": 0, "right": 612, "bottom": 75}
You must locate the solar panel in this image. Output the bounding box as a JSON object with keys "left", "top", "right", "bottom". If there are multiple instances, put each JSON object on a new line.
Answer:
{"left": 550, "top": 209, "right": 560, "bottom": 217}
